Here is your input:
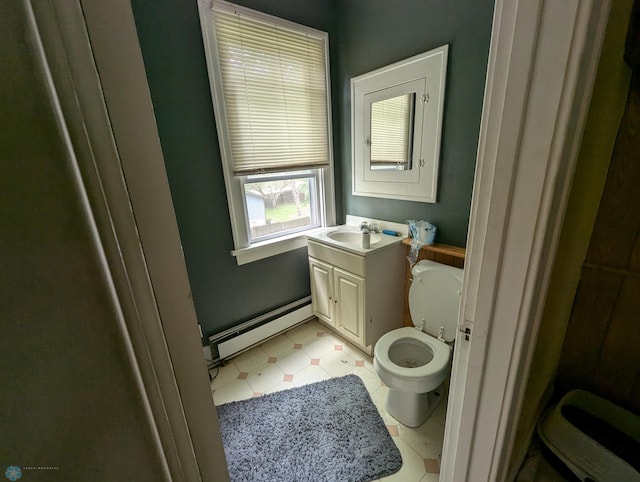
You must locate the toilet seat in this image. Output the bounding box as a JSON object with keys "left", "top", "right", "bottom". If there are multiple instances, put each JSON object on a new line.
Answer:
{"left": 409, "top": 261, "right": 463, "bottom": 342}
{"left": 374, "top": 327, "right": 450, "bottom": 381}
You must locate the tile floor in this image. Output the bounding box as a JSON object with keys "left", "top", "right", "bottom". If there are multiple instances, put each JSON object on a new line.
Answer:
{"left": 210, "top": 318, "right": 446, "bottom": 482}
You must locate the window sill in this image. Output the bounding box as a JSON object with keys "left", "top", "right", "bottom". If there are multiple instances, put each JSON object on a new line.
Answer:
{"left": 231, "top": 227, "right": 326, "bottom": 265}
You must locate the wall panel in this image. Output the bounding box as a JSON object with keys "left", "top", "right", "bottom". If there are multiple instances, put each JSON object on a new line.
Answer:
{"left": 557, "top": 24, "right": 640, "bottom": 411}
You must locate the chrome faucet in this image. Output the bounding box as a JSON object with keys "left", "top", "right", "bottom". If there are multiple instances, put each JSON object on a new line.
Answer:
{"left": 360, "top": 221, "right": 379, "bottom": 234}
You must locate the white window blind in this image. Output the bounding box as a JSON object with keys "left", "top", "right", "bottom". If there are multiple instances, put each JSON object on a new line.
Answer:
{"left": 213, "top": 3, "right": 330, "bottom": 175}
{"left": 370, "top": 94, "right": 413, "bottom": 167}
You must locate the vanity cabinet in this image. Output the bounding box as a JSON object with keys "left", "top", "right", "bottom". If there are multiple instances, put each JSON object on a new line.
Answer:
{"left": 310, "top": 257, "right": 365, "bottom": 345}
{"left": 308, "top": 239, "right": 404, "bottom": 354}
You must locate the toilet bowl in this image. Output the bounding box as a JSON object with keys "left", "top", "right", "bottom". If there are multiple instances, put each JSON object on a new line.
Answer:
{"left": 374, "top": 260, "right": 463, "bottom": 427}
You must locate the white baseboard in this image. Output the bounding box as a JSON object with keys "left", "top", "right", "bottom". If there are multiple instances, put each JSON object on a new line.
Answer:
{"left": 212, "top": 302, "right": 313, "bottom": 360}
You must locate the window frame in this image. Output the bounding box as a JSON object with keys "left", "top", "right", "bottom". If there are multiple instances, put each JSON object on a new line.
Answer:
{"left": 197, "top": 0, "right": 336, "bottom": 265}
{"left": 242, "top": 169, "right": 321, "bottom": 243}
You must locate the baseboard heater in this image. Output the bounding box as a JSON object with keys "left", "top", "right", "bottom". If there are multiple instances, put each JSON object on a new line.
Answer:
{"left": 209, "top": 296, "right": 313, "bottom": 360}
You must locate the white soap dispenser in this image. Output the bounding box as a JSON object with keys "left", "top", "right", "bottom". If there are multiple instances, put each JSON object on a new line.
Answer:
{"left": 362, "top": 232, "right": 370, "bottom": 249}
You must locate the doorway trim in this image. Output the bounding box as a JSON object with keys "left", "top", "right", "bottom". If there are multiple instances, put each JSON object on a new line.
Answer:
{"left": 441, "top": 0, "right": 611, "bottom": 480}
{"left": 50, "top": 0, "right": 613, "bottom": 480}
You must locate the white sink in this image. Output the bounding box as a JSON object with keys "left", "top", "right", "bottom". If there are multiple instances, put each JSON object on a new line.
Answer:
{"left": 326, "top": 231, "right": 381, "bottom": 246}
{"left": 307, "top": 224, "right": 404, "bottom": 255}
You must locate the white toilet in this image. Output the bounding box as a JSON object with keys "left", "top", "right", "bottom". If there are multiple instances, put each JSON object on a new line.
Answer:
{"left": 374, "top": 259, "right": 463, "bottom": 427}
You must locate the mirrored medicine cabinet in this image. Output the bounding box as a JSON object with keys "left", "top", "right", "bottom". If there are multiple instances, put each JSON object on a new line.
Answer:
{"left": 351, "top": 45, "right": 448, "bottom": 203}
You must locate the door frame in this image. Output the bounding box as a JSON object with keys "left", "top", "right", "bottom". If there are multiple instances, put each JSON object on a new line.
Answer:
{"left": 48, "top": 0, "right": 613, "bottom": 481}
{"left": 441, "top": 0, "right": 611, "bottom": 480}
{"left": 28, "top": 0, "right": 230, "bottom": 480}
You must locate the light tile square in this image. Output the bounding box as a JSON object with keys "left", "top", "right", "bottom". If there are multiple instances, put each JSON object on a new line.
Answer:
{"left": 261, "top": 335, "right": 296, "bottom": 359}
{"left": 265, "top": 381, "right": 294, "bottom": 394}
{"left": 301, "top": 337, "right": 335, "bottom": 358}
{"left": 397, "top": 416, "right": 445, "bottom": 459}
{"left": 286, "top": 323, "right": 321, "bottom": 345}
{"left": 233, "top": 346, "right": 270, "bottom": 373}
{"left": 276, "top": 349, "right": 311, "bottom": 374}
{"left": 283, "top": 374, "right": 294, "bottom": 382}
{"left": 353, "top": 365, "right": 384, "bottom": 394}
{"left": 210, "top": 361, "right": 240, "bottom": 391}
{"left": 316, "top": 330, "right": 343, "bottom": 346}
{"left": 292, "top": 365, "right": 332, "bottom": 387}
{"left": 340, "top": 341, "right": 371, "bottom": 362}
{"left": 212, "top": 379, "right": 253, "bottom": 405}
{"left": 320, "top": 350, "right": 357, "bottom": 377}
{"left": 246, "top": 363, "right": 285, "bottom": 394}
{"left": 370, "top": 385, "right": 389, "bottom": 412}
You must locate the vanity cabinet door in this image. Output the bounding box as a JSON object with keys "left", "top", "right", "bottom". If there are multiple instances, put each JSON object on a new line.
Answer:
{"left": 333, "top": 267, "right": 365, "bottom": 346}
{"left": 309, "top": 257, "right": 334, "bottom": 325}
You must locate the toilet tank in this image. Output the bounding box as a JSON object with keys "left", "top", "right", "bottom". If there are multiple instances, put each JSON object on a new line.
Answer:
{"left": 409, "top": 260, "right": 463, "bottom": 342}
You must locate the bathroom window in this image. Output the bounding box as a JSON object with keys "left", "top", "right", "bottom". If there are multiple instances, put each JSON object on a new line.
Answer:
{"left": 198, "top": 0, "right": 335, "bottom": 264}
{"left": 243, "top": 170, "right": 320, "bottom": 242}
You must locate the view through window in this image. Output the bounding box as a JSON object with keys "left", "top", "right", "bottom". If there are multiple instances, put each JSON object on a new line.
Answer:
{"left": 243, "top": 170, "right": 319, "bottom": 242}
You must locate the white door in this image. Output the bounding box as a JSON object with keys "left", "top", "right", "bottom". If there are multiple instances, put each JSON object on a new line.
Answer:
{"left": 32, "top": 1, "right": 231, "bottom": 480}
{"left": 309, "top": 258, "right": 334, "bottom": 325}
{"left": 334, "top": 267, "right": 365, "bottom": 345}
{"left": 441, "top": 0, "right": 610, "bottom": 480}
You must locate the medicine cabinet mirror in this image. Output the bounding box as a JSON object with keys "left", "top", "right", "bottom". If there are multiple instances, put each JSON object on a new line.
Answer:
{"left": 351, "top": 45, "right": 448, "bottom": 202}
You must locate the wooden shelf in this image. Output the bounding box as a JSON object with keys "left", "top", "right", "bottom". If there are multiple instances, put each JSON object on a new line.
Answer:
{"left": 401, "top": 238, "right": 466, "bottom": 260}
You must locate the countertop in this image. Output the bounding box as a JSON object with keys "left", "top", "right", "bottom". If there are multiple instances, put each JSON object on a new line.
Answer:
{"left": 307, "top": 225, "right": 405, "bottom": 256}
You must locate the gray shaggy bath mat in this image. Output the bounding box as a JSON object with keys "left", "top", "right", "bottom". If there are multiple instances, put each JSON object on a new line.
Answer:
{"left": 215, "top": 374, "right": 402, "bottom": 482}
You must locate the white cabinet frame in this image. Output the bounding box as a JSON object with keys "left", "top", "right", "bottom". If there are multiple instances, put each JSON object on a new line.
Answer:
{"left": 351, "top": 46, "right": 448, "bottom": 203}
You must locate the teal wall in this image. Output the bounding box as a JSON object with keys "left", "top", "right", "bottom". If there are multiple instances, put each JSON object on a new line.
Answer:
{"left": 130, "top": 0, "right": 492, "bottom": 339}
{"left": 336, "top": 0, "right": 494, "bottom": 246}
